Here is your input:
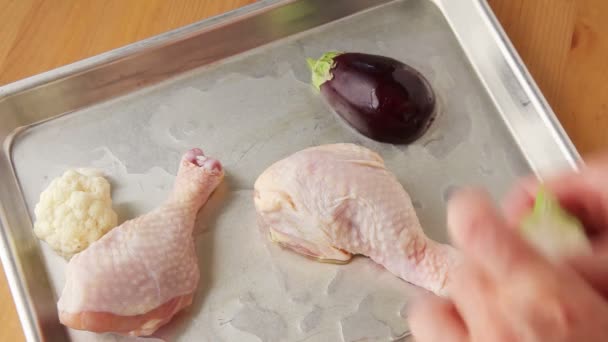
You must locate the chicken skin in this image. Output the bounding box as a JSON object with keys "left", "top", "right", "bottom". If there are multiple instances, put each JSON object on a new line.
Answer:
{"left": 58, "top": 148, "right": 224, "bottom": 336}
{"left": 254, "top": 144, "right": 458, "bottom": 295}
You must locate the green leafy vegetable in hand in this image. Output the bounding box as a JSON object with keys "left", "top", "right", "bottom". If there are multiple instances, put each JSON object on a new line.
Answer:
{"left": 520, "top": 187, "right": 591, "bottom": 259}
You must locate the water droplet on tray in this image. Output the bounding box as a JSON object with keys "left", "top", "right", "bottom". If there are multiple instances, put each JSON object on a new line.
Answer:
{"left": 290, "top": 291, "right": 311, "bottom": 304}
{"left": 339, "top": 295, "right": 391, "bottom": 342}
{"left": 231, "top": 293, "right": 287, "bottom": 342}
{"left": 478, "top": 164, "right": 494, "bottom": 175}
{"left": 442, "top": 185, "right": 460, "bottom": 202}
{"left": 399, "top": 304, "right": 408, "bottom": 318}
{"left": 300, "top": 305, "right": 323, "bottom": 333}
{"left": 326, "top": 269, "right": 343, "bottom": 295}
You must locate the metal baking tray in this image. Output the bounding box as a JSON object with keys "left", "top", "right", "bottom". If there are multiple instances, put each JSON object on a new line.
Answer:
{"left": 0, "top": 0, "right": 580, "bottom": 341}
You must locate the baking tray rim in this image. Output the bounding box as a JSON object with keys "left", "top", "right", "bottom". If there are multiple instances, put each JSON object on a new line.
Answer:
{"left": 0, "top": 0, "right": 581, "bottom": 340}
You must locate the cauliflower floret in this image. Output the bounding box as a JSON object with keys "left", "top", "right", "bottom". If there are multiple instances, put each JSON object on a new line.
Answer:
{"left": 34, "top": 169, "right": 118, "bottom": 258}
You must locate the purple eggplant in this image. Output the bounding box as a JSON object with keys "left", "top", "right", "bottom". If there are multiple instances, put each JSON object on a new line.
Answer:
{"left": 307, "top": 52, "right": 436, "bottom": 144}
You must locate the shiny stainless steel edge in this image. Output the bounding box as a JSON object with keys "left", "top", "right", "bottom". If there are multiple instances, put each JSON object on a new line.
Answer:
{"left": 438, "top": 0, "right": 581, "bottom": 175}
{"left": 0, "top": 0, "right": 580, "bottom": 340}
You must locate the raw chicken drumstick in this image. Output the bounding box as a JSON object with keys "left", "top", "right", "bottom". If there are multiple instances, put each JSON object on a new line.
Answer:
{"left": 58, "top": 148, "right": 224, "bottom": 336}
{"left": 254, "top": 143, "right": 458, "bottom": 295}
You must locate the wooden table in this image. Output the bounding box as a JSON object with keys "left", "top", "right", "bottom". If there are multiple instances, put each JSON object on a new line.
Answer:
{"left": 0, "top": 0, "right": 606, "bottom": 340}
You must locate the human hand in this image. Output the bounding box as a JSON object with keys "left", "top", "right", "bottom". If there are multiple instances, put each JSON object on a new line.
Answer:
{"left": 409, "top": 189, "right": 608, "bottom": 342}
{"left": 502, "top": 155, "right": 608, "bottom": 298}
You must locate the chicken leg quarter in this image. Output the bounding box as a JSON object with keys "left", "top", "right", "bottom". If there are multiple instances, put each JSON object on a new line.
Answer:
{"left": 58, "top": 148, "right": 224, "bottom": 336}
{"left": 254, "top": 143, "right": 458, "bottom": 295}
